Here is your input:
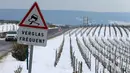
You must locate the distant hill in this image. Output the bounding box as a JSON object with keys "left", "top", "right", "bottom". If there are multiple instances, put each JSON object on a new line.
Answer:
{"left": 0, "top": 9, "right": 130, "bottom": 25}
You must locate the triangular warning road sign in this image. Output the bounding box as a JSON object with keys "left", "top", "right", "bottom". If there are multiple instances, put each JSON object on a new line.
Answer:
{"left": 19, "top": 2, "right": 48, "bottom": 29}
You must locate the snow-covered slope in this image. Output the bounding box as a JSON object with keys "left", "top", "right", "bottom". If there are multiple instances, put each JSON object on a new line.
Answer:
{"left": 0, "top": 25, "right": 130, "bottom": 73}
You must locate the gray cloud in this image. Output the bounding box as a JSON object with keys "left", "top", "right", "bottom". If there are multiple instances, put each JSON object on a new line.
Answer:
{"left": 0, "top": 0, "right": 130, "bottom": 12}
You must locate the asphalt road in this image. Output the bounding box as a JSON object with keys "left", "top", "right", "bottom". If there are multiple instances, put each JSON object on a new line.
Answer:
{"left": 0, "top": 40, "right": 12, "bottom": 56}
{"left": 0, "top": 40, "right": 12, "bottom": 50}
{"left": 47, "top": 27, "right": 69, "bottom": 39}
{"left": 0, "top": 27, "right": 70, "bottom": 57}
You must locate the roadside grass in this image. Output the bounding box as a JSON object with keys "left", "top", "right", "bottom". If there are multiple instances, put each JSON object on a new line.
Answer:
{"left": 0, "top": 51, "right": 10, "bottom": 62}
{"left": 14, "top": 65, "right": 23, "bottom": 73}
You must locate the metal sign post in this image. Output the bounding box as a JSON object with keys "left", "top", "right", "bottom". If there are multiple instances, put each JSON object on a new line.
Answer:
{"left": 28, "top": 45, "right": 34, "bottom": 73}
{"left": 26, "top": 48, "right": 29, "bottom": 70}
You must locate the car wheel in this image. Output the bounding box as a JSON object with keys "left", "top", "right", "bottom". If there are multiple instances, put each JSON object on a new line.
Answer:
{"left": 5, "top": 38, "right": 8, "bottom": 41}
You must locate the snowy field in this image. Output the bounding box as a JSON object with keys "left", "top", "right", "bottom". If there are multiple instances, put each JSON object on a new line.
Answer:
{"left": 0, "top": 25, "right": 130, "bottom": 73}
{"left": 0, "top": 23, "right": 18, "bottom": 32}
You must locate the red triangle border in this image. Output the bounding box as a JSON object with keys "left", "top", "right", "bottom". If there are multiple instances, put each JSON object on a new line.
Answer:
{"left": 19, "top": 2, "right": 48, "bottom": 29}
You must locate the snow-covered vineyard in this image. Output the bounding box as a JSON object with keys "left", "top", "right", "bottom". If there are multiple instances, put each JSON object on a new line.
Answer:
{"left": 0, "top": 23, "right": 18, "bottom": 32}
{"left": 1, "top": 25, "right": 130, "bottom": 73}
{"left": 55, "top": 25, "right": 130, "bottom": 73}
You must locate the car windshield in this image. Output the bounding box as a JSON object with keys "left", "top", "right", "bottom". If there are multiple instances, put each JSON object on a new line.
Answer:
{"left": 7, "top": 31, "right": 17, "bottom": 34}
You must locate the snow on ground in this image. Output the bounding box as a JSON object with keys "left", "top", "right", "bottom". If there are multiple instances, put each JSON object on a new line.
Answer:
{"left": 0, "top": 27, "right": 98, "bottom": 73}
{"left": 71, "top": 34, "right": 95, "bottom": 73}
{"left": 105, "top": 26, "right": 110, "bottom": 38}
{"left": 0, "top": 25, "right": 130, "bottom": 73}
{"left": 0, "top": 53, "right": 28, "bottom": 73}
{"left": 55, "top": 35, "right": 72, "bottom": 73}
{"left": 77, "top": 34, "right": 96, "bottom": 73}
{"left": 32, "top": 34, "right": 72, "bottom": 73}
{"left": 0, "top": 34, "right": 73, "bottom": 73}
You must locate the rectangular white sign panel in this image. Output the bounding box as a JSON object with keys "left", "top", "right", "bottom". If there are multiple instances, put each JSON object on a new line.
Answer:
{"left": 17, "top": 27, "right": 47, "bottom": 46}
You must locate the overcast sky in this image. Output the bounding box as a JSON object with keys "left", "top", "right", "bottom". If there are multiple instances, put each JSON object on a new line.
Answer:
{"left": 1, "top": 0, "right": 130, "bottom": 12}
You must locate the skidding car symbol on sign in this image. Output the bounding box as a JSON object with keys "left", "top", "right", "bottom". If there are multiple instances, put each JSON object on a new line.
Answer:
{"left": 28, "top": 14, "right": 40, "bottom": 25}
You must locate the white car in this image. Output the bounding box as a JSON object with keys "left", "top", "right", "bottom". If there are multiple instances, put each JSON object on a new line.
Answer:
{"left": 5, "top": 31, "right": 17, "bottom": 41}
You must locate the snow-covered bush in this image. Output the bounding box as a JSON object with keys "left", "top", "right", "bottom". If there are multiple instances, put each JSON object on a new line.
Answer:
{"left": 12, "top": 42, "right": 28, "bottom": 61}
